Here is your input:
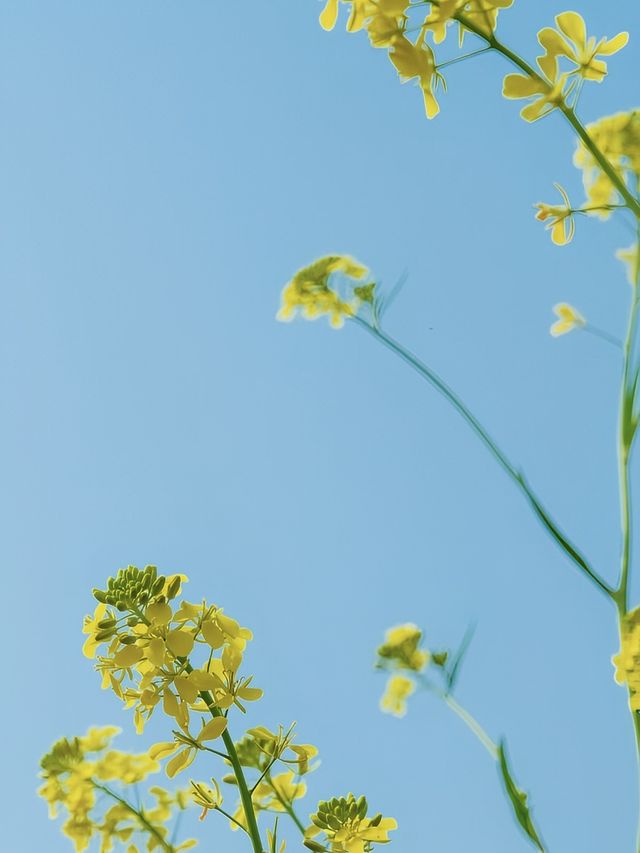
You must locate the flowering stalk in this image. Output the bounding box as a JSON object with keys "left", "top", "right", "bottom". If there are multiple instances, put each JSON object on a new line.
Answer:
{"left": 432, "top": 2, "right": 640, "bottom": 219}
{"left": 614, "top": 213, "right": 640, "bottom": 850}
{"left": 351, "top": 315, "right": 613, "bottom": 599}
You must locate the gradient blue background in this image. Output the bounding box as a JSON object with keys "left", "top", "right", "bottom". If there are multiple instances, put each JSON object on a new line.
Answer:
{"left": 2, "top": 1, "right": 639, "bottom": 850}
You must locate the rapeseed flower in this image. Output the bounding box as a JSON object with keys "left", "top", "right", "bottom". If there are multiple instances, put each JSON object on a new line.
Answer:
{"left": 277, "top": 256, "right": 371, "bottom": 327}
{"left": 307, "top": 793, "right": 396, "bottom": 853}
{"left": 550, "top": 303, "right": 585, "bottom": 337}
{"left": 380, "top": 674, "right": 415, "bottom": 717}
{"left": 613, "top": 609, "right": 640, "bottom": 711}
{"left": 535, "top": 184, "right": 575, "bottom": 245}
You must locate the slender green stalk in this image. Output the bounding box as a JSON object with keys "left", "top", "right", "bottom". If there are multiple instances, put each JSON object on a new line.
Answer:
{"left": 268, "top": 778, "right": 307, "bottom": 835}
{"left": 183, "top": 662, "right": 264, "bottom": 853}
{"left": 92, "top": 781, "right": 176, "bottom": 853}
{"left": 352, "top": 316, "right": 613, "bottom": 599}
{"left": 442, "top": 693, "right": 498, "bottom": 759}
{"left": 614, "top": 216, "right": 640, "bottom": 851}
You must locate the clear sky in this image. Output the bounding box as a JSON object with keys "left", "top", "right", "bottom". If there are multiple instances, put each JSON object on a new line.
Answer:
{"left": 2, "top": 1, "right": 639, "bottom": 851}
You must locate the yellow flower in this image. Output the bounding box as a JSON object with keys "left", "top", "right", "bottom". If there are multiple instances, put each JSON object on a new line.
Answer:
{"left": 537, "top": 12, "right": 628, "bottom": 83}
{"left": 191, "top": 778, "right": 223, "bottom": 820}
{"left": 616, "top": 245, "right": 639, "bottom": 286}
{"left": 388, "top": 32, "right": 440, "bottom": 119}
{"left": 549, "top": 303, "right": 585, "bottom": 338}
{"left": 613, "top": 609, "right": 640, "bottom": 711}
{"left": 377, "top": 623, "right": 429, "bottom": 671}
{"left": 380, "top": 674, "right": 415, "bottom": 717}
{"left": 277, "top": 256, "right": 370, "bottom": 328}
{"left": 502, "top": 71, "right": 569, "bottom": 123}
{"left": 535, "top": 184, "right": 575, "bottom": 245}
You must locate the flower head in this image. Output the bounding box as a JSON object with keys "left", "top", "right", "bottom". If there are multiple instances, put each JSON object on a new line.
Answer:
{"left": 380, "top": 674, "right": 415, "bottom": 717}
{"left": 277, "top": 256, "right": 372, "bottom": 328}
{"left": 537, "top": 12, "right": 628, "bottom": 83}
{"left": 613, "top": 609, "right": 640, "bottom": 711}
{"left": 376, "top": 623, "right": 429, "bottom": 672}
{"left": 550, "top": 303, "right": 585, "bottom": 337}
{"left": 535, "top": 184, "right": 575, "bottom": 245}
{"left": 306, "top": 793, "right": 397, "bottom": 853}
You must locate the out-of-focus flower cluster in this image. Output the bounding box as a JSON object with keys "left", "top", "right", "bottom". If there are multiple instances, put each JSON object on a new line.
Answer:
{"left": 223, "top": 725, "right": 319, "bottom": 832}
{"left": 83, "top": 565, "right": 262, "bottom": 739}
{"left": 277, "top": 256, "right": 375, "bottom": 328}
{"left": 613, "top": 609, "right": 640, "bottom": 711}
{"left": 375, "top": 624, "right": 430, "bottom": 717}
{"left": 38, "top": 726, "right": 194, "bottom": 853}
{"left": 304, "top": 793, "right": 396, "bottom": 853}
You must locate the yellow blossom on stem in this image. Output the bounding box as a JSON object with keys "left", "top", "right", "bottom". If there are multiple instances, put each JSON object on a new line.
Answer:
{"left": 277, "top": 256, "right": 371, "bottom": 328}
{"left": 535, "top": 184, "right": 575, "bottom": 245}
{"left": 550, "top": 303, "right": 586, "bottom": 338}
{"left": 613, "top": 609, "right": 640, "bottom": 711}
{"left": 376, "top": 623, "right": 429, "bottom": 671}
{"left": 536, "top": 12, "right": 628, "bottom": 84}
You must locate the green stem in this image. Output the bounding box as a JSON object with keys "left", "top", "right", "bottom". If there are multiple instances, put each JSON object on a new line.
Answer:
{"left": 184, "top": 663, "right": 264, "bottom": 853}
{"left": 353, "top": 316, "right": 613, "bottom": 599}
{"left": 92, "top": 781, "right": 175, "bottom": 853}
{"left": 268, "top": 777, "right": 307, "bottom": 835}
{"left": 442, "top": 693, "right": 498, "bottom": 759}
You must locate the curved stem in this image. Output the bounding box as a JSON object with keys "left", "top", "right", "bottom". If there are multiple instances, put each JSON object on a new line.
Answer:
{"left": 353, "top": 316, "right": 613, "bottom": 599}
{"left": 92, "top": 781, "right": 176, "bottom": 853}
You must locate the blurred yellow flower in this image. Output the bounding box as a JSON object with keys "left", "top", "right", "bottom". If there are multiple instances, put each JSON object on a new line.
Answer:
{"left": 377, "top": 623, "right": 429, "bottom": 671}
{"left": 380, "top": 674, "right": 415, "bottom": 717}
{"left": 613, "top": 609, "right": 640, "bottom": 711}
{"left": 550, "top": 303, "right": 585, "bottom": 337}
{"left": 277, "top": 256, "right": 370, "bottom": 328}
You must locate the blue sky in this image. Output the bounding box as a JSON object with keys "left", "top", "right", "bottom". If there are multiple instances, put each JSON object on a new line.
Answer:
{"left": 1, "top": 1, "right": 639, "bottom": 850}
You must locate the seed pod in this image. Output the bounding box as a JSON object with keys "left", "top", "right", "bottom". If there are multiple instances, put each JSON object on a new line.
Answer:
{"left": 97, "top": 618, "right": 116, "bottom": 629}
{"left": 116, "top": 600, "right": 127, "bottom": 612}
{"left": 151, "top": 576, "right": 165, "bottom": 595}
{"left": 127, "top": 616, "right": 139, "bottom": 626}
{"left": 120, "top": 634, "right": 137, "bottom": 645}
{"left": 167, "top": 576, "right": 181, "bottom": 600}
{"left": 95, "top": 628, "right": 115, "bottom": 641}
{"left": 369, "top": 813, "right": 382, "bottom": 827}
{"left": 93, "top": 589, "right": 108, "bottom": 603}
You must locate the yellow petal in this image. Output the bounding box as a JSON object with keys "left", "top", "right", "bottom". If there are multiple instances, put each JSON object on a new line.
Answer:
{"left": 319, "top": 0, "right": 339, "bottom": 31}
{"left": 197, "top": 717, "right": 228, "bottom": 742}
{"left": 166, "top": 629, "right": 195, "bottom": 657}
{"left": 598, "top": 31, "right": 629, "bottom": 56}
{"left": 555, "top": 11, "right": 586, "bottom": 48}
{"left": 166, "top": 747, "right": 196, "bottom": 779}
{"left": 502, "top": 73, "right": 546, "bottom": 99}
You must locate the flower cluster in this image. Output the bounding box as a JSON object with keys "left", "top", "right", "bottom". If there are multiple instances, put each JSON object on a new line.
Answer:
{"left": 83, "top": 565, "right": 262, "bottom": 736}
{"left": 613, "top": 609, "right": 640, "bottom": 711}
{"left": 277, "top": 256, "right": 374, "bottom": 328}
{"left": 319, "top": 1, "right": 513, "bottom": 118}
{"left": 38, "top": 726, "right": 194, "bottom": 853}
{"left": 223, "top": 725, "right": 319, "bottom": 831}
{"left": 574, "top": 110, "right": 640, "bottom": 218}
{"left": 305, "top": 793, "right": 397, "bottom": 853}
{"left": 376, "top": 624, "right": 429, "bottom": 717}
{"left": 503, "top": 13, "right": 627, "bottom": 122}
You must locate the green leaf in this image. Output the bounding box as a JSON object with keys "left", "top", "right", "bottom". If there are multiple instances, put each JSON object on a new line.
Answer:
{"left": 497, "top": 740, "right": 545, "bottom": 851}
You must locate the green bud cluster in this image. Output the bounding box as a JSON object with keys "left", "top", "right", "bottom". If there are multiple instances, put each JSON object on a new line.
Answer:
{"left": 92, "top": 565, "right": 180, "bottom": 613}
{"left": 40, "top": 737, "right": 84, "bottom": 776}
{"left": 310, "top": 793, "right": 373, "bottom": 832}
{"left": 233, "top": 735, "right": 265, "bottom": 770}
